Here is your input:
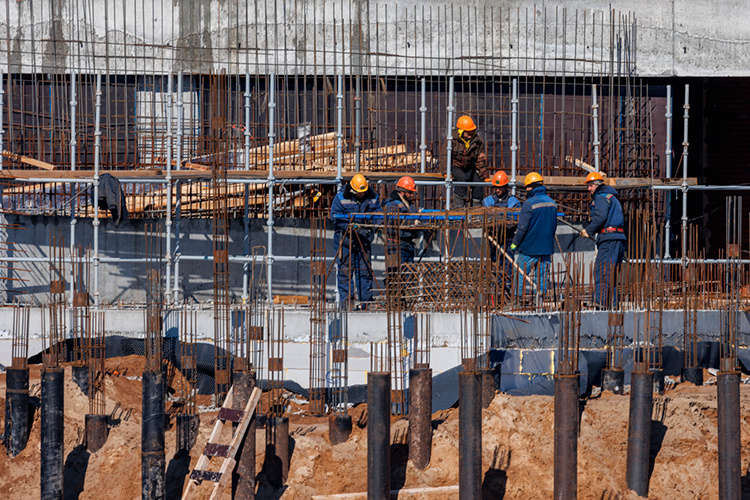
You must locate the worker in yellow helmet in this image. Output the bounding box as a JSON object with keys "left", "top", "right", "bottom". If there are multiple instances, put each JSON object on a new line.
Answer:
{"left": 441, "top": 115, "right": 488, "bottom": 208}
{"left": 582, "top": 171, "right": 626, "bottom": 309}
{"left": 509, "top": 172, "right": 557, "bottom": 301}
{"left": 330, "top": 174, "right": 382, "bottom": 309}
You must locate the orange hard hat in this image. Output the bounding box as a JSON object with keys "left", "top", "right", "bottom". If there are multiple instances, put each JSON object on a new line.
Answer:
{"left": 396, "top": 176, "right": 417, "bottom": 192}
{"left": 524, "top": 172, "right": 544, "bottom": 186}
{"left": 456, "top": 115, "right": 477, "bottom": 131}
{"left": 585, "top": 171, "right": 604, "bottom": 183}
{"left": 490, "top": 171, "right": 510, "bottom": 187}
{"left": 350, "top": 173, "right": 369, "bottom": 193}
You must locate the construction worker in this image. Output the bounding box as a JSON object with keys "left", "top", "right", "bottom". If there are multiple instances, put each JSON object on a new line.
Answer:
{"left": 443, "top": 115, "right": 488, "bottom": 208}
{"left": 580, "top": 171, "right": 626, "bottom": 308}
{"left": 384, "top": 176, "right": 420, "bottom": 266}
{"left": 330, "top": 173, "right": 382, "bottom": 308}
{"left": 483, "top": 171, "right": 520, "bottom": 297}
{"left": 509, "top": 172, "right": 557, "bottom": 299}
{"left": 482, "top": 171, "right": 520, "bottom": 209}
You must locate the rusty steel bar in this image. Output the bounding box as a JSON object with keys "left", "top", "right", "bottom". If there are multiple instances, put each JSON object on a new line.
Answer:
{"left": 626, "top": 371, "right": 653, "bottom": 497}
{"left": 553, "top": 374, "right": 578, "bottom": 500}
{"left": 458, "top": 370, "right": 481, "bottom": 500}
{"left": 409, "top": 367, "right": 432, "bottom": 470}
{"left": 367, "top": 372, "right": 391, "bottom": 500}
{"left": 717, "top": 371, "right": 741, "bottom": 500}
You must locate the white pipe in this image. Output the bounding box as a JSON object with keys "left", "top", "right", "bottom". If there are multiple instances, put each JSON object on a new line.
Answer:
{"left": 664, "top": 85, "right": 673, "bottom": 258}
{"left": 681, "top": 84, "right": 690, "bottom": 261}
{"left": 445, "top": 76, "right": 455, "bottom": 210}
{"left": 355, "top": 75, "right": 361, "bottom": 172}
{"left": 592, "top": 84, "right": 600, "bottom": 173}
{"left": 92, "top": 74, "right": 102, "bottom": 309}
{"left": 420, "top": 77, "right": 427, "bottom": 174}
{"left": 173, "top": 72, "right": 184, "bottom": 303}
{"left": 242, "top": 73, "right": 252, "bottom": 303}
{"left": 267, "top": 74, "right": 276, "bottom": 306}
{"left": 511, "top": 79, "right": 519, "bottom": 195}
{"left": 336, "top": 74, "right": 344, "bottom": 188}
{"left": 68, "top": 72, "right": 77, "bottom": 309}
{"left": 0, "top": 70, "right": 4, "bottom": 170}
{"left": 165, "top": 73, "right": 173, "bottom": 302}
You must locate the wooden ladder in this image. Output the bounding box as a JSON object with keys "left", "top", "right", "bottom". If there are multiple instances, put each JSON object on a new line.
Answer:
{"left": 181, "top": 385, "right": 262, "bottom": 500}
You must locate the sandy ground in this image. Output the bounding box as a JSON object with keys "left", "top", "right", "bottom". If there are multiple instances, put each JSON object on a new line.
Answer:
{"left": 1, "top": 356, "right": 750, "bottom": 499}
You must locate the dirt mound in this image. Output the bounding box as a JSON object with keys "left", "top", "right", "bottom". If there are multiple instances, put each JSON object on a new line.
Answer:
{"left": 0, "top": 357, "right": 747, "bottom": 499}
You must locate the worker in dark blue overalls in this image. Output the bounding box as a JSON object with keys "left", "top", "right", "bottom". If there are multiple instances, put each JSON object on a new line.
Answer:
{"left": 580, "top": 171, "right": 626, "bottom": 309}
{"left": 483, "top": 171, "right": 520, "bottom": 297}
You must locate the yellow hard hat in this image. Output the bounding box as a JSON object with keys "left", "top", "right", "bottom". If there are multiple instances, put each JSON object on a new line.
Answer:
{"left": 524, "top": 172, "right": 544, "bottom": 186}
{"left": 456, "top": 115, "right": 477, "bottom": 131}
{"left": 350, "top": 173, "right": 369, "bottom": 193}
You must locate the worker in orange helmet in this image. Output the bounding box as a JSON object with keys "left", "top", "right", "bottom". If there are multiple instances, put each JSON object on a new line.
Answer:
{"left": 384, "top": 176, "right": 421, "bottom": 275}
{"left": 582, "top": 171, "right": 626, "bottom": 309}
{"left": 330, "top": 173, "right": 382, "bottom": 309}
{"left": 441, "top": 115, "right": 488, "bottom": 208}
{"left": 483, "top": 171, "right": 521, "bottom": 297}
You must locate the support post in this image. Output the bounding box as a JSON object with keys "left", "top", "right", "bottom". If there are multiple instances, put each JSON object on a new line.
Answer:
{"left": 267, "top": 74, "right": 276, "bottom": 307}
{"left": 458, "top": 371, "right": 481, "bottom": 500}
{"left": 553, "top": 374, "right": 579, "bottom": 500}
{"left": 242, "top": 73, "right": 252, "bottom": 302}
{"left": 173, "top": 72, "right": 184, "bottom": 303}
{"left": 355, "top": 75, "right": 362, "bottom": 172}
{"left": 141, "top": 371, "right": 165, "bottom": 499}
{"left": 420, "top": 77, "right": 427, "bottom": 174}
{"left": 592, "top": 84, "right": 600, "bottom": 173}
{"left": 367, "top": 372, "right": 391, "bottom": 500}
{"left": 164, "top": 73, "right": 173, "bottom": 301}
{"left": 409, "top": 367, "right": 432, "bottom": 470}
{"left": 232, "top": 371, "right": 257, "bottom": 499}
{"left": 41, "top": 368, "right": 64, "bottom": 499}
{"left": 681, "top": 85, "right": 690, "bottom": 260}
{"left": 626, "top": 371, "right": 653, "bottom": 497}
{"left": 92, "top": 74, "right": 102, "bottom": 308}
{"left": 445, "top": 77, "right": 455, "bottom": 210}
{"left": 4, "top": 367, "right": 29, "bottom": 457}
{"left": 85, "top": 414, "right": 108, "bottom": 453}
{"left": 717, "top": 371, "right": 741, "bottom": 500}
{"left": 664, "top": 85, "right": 673, "bottom": 258}
{"left": 511, "top": 79, "right": 519, "bottom": 196}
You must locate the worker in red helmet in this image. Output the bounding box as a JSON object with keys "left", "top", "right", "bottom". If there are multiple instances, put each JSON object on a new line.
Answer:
{"left": 384, "top": 176, "right": 421, "bottom": 278}
{"left": 441, "top": 115, "right": 488, "bottom": 208}
{"left": 581, "top": 171, "right": 626, "bottom": 309}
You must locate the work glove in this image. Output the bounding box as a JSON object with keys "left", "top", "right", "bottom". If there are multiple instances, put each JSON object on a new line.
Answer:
{"left": 509, "top": 243, "right": 518, "bottom": 253}
{"left": 579, "top": 229, "right": 590, "bottom": 239}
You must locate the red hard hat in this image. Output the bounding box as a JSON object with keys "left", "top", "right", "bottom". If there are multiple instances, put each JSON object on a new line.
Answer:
{"left": 490, "top": 171, "right": 509, "bottom": 187}
{"left": 396, "top": 176, "right": 417, "bottom": 192}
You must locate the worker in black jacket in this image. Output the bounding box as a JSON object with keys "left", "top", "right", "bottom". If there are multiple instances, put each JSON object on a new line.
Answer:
{"left": 580, "top": 171, "right": 626, "bottom": 308}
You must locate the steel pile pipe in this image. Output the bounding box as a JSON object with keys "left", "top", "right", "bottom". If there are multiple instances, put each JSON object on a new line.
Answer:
{"left": 233, "top": 371, "right": 257, "bottom": 499}
{"left": 626, "top": 371, "right": 653, "bottom": 497}
{"left": 265, "top": 416, "right": 290, "bottom": 488}
{"left": 717, "top": 371, "right": 741, "bottom": 500}
{"left": 85, "top": 414, "right": 108, "bottom": 453}
{"left": 141, "top": 371, "right": 166, "bottom": 499}
{"left": 4, "top": 367, "right": 29, "bottom": 457}
{"left": 175, "top": 413, "right": 199, "bottom": 454}
{"left": 368, "top": 372, "right": 391, "bottom": 500}
{"left": 41, "top": 368, "right": 64, "bottom": 500}
{"left": 409, "top": 367, "right": 432, "bottom": 470}
{"left": 329, "top": 414, "right": 353, "bottom": 446}
{"left": 458, "top": 371, "right": 481, "bottom": 500}
{"left": 480, "top": 368, "right": 495, "bottom": 408}
{"left": 681, "top": 366, "right": 703, "bottom": 386}
{"left": 553, "top": 374, "right": 579, "bottom": 500}
{"left": 72, "top": 365, "right": 89, "bottom": 396}
{"left": 601, "top": 368, "right": 624, "bottom": 394}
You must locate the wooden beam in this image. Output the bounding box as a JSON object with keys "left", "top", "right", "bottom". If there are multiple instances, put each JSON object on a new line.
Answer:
{"left": 1, "top": 151, "right": 58, "bottom": 170}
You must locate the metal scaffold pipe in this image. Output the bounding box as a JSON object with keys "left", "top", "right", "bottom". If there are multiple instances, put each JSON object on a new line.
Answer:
{"left": 681, "top": 84, "right": 690, "bottom": 260}
{"left": 445, "top": 76, "right": 455, "bottom": 210}
{"left": 336, "top": 73, "right": 344, "bottom": 186}
{"left": 511, "top": 78, "right": 519, "bottom": 196}
{"left": 68, "top": 71, "right": 77, "bottom": 310}
{"left": 0, "top": 69, "right": 4, "bottom": 170}
{"left": 592, "top": 84, "right": 600, "bottom": 173}
{"left": 267, "top": 73, "right": 276, "bottom": 306}
{"left": 355, "top": 75, "right": 362, "bottom": 172}
{"left": 420, "top": 77, "right": 427, "bottom": 174}
{"left": 664, "top": 85, "right": 673, "bottom": 258}
{"left": 92, "top": 74, "right": 102, "bottom": 309}
{"left": 164, "top": 73, "right": 173, "bottom": 301}
{"left": 242, "top": 73, "right": 252, "bottom": 302}
{"left": 173, "top": 72, "right": 184, "bottom": 304}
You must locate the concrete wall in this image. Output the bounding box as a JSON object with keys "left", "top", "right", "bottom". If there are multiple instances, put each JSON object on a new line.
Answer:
{"left": 2, "top": 0, "right": 749, "bottom": 77}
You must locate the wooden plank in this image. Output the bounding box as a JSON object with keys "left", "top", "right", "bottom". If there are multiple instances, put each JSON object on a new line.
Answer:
{"left": 1, "top": 151, "right": 58, "bottom": 170}
{"left": 273, "top": 294, "right": 309, "bottom": 305}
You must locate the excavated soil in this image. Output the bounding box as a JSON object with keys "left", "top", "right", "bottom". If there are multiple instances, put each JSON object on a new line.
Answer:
{"left": 1, "top": 356, "right": 749, "bottom": 499}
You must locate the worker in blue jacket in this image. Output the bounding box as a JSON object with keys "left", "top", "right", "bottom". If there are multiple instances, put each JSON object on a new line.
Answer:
{"left": 330, "top": 173, "right": 382, "bottom": 308}
{"left": 483, "top": 171, "right": 520, "bottom": 296}
{"left": 580, "top": 171, "right": 626, "bottom": 308}
{"left": 384, "top": 175, "right": 420, "bottom": 267}
{"left": 509, "top": 172, "right": 557, "bottom": 299}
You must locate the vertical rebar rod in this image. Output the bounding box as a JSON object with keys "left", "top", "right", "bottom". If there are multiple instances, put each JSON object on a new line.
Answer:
{"left": 92, "top": 74, "right": 102, "bottom": 309}
{"left": 420, "top": 77, "right": 427, "bottom": 174}
{"left": 445, "top": 76, "right": 455, "bottom": 210}
{"left": 267, "top": 74, "right": 276, "bottom": 306}
{"left": 664, "top": 85, "right": 673, "bottom": 258}
{"left": 511, "top": 78, "right": 518, "bottom": 196}
{"left": 681, "top": 84, "right": 689, "bottom": 259}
